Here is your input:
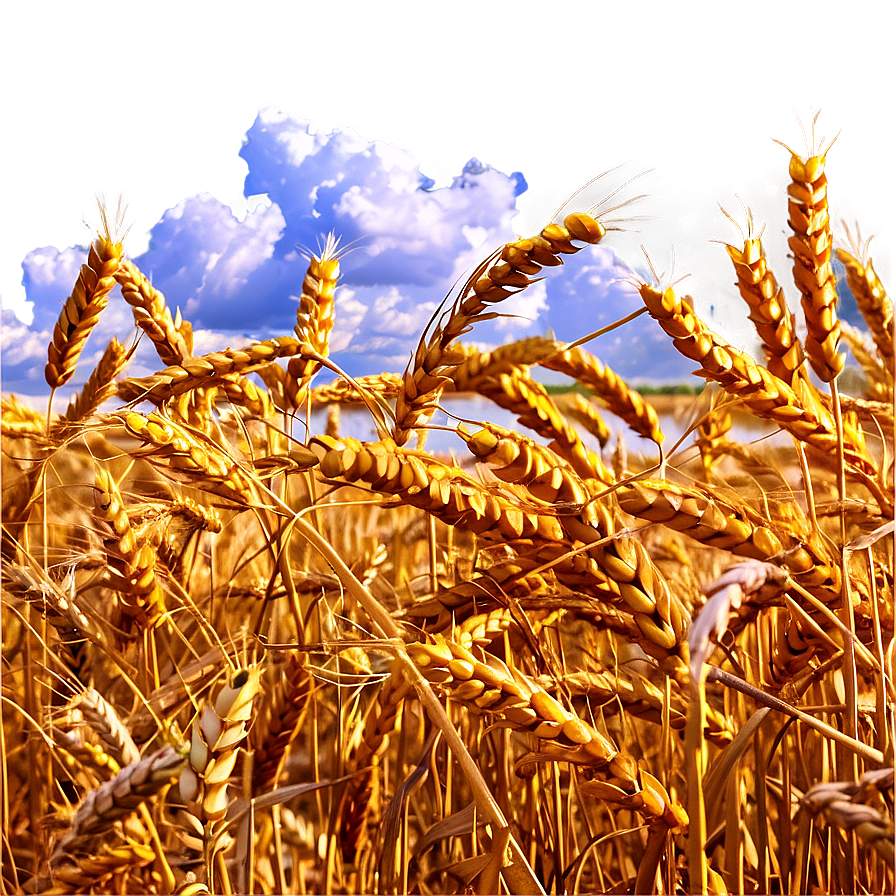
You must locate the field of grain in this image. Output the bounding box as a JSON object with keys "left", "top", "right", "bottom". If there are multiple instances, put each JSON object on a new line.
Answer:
{"left": 1, "top": 129, "right": 893, "bottom": 895}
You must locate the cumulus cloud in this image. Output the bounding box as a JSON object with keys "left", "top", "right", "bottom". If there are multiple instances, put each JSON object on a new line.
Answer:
{"left": 4, "top": 106, "right": 705, "bottom": 394}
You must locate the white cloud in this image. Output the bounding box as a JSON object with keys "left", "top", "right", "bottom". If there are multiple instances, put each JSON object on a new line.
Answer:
{"left": 12, "top": 107, "right": 848, "bottom": 394}
{"left": 494, "top": 280, "right": 548, "bottom": 333}
{"left": 370, "top": 288, "right": 439, "bottom": 337}
{"left": 1, "top": 312, "right": 49, "bottom": 387}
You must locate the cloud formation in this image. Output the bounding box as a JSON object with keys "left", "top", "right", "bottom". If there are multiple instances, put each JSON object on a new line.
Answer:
{"left": 4, "top": 108, "right": 708, "bottom": 397}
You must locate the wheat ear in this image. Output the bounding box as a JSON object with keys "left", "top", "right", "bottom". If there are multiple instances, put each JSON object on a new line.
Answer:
{"left": 34, "top": 840, "right": 156, "bottom": 895}
{"left": 800, "top": 769, "right": 894, "bottom": 863}
{"left": 408, "top": 634, "right": 687, "bottom": 827}
{"left": 177, "top": 665, "right": 261, "bottom": 889}
{"left": 117, "top": 335, "right": 305, "bottom": 404}
{"left": 310, "top": 435, "right": 565, "bottom": 544}
{"left": 45, "top": 207, "right": 124, "bottom": 390}
{"left": 459, "top": 423, "right": 591, "bottom": 505}
{"left": 286, "top": 234, "right": 341, "bottom": 401}
{"left": 637, "top": 281, "right": 872, "bottom": 473}
{"left": 2, "top": 563, "right": 95, "bottom": 681}
{"left": 836, "top": 225, "right": 894, "bottom": 373}
{"left": 779, "top": 128, "right": 845, "bottom": 381}
{"left": 392, "top": 213, "right": 606, "bottom": 444}
{"left": 251, "top": 654, "right": 313, "bottom": 792}
{"left": 539, "top": 341, "right": 664, "bottom": 444}
{"left": 455, "top": 360, "right": 614, "bottom": 485}
{"left": 52, "top": 744, "right": 182, "bottom": 856}
{"left": 93, "top": 465, "right": 165, "bottom": 631}
{"left": 311, "top": 371, "right": 404, "bottom": 405}
{"left": 722, "top": 206, "right": 806, "bottom": 386}
{"left": 117, "top": 411, "right": 259, "bottom": 504}
{"left": 2, "top": 395, "right": 48, "bottom": 438}
{"left": 562, "top": 391, "right": 612, "bottom": 447}
{"left": 53, "top": 337, "right": 129, "bottom": 439}
{"left": 617, "top": 479, "right": 840, "bottom": 597}
{"left": 404, "top": 559, "right": 551, "bottom": 630}
{"left": 115, "top": 259, "right": 192, "bottom": 365}
{"left": 339, "top": 664, "right": 411, "bottom": 862}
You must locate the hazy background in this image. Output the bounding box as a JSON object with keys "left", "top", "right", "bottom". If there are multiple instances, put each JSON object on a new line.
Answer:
{"left": 2, "top": 0, "right": 891, "bottom": 397}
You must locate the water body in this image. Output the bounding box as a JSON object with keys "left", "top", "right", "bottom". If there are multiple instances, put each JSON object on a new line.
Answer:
{"left": 307, "top": 393, "right": 781, "bottom": 461}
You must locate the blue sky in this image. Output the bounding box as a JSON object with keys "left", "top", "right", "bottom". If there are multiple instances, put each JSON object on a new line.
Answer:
{"left": 3, "top": 111, "right": 692, "bottom": 393}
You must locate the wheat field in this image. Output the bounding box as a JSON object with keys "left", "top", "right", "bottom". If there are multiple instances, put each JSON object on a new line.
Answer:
{"left": 1, "top": 124, "right": 893, "bottom": 895}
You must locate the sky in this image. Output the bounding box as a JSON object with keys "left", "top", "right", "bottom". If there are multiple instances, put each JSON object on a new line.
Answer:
{"left": 1, "top": 0, "right": 892, "bottom": 397}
